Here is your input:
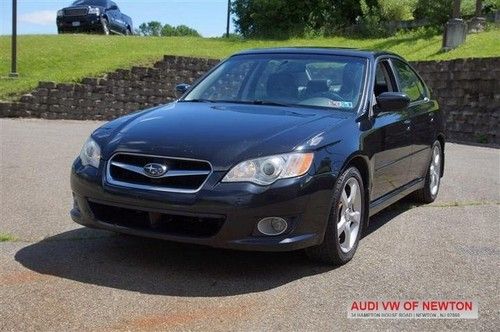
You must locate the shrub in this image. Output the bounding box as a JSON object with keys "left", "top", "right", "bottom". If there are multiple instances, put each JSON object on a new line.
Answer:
{"left": 378, "top": 0, "right": 418, "bottom": 21}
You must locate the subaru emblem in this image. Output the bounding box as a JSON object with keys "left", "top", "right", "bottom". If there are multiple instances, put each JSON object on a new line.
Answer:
{"left": 143, "top": 163, "right": 168, "bottom": 178}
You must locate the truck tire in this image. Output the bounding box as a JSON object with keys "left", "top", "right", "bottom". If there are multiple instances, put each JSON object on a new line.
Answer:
{"left": 101, "top": 18, "right": 110, "bottom": 35}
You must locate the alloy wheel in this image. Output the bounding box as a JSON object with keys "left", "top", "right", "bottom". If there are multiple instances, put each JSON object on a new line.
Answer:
{"left": 102, "top": 19, "right": 110, "bottom": 35}
{"left": 337, "top": 177, "right": 362, "bottom": 253}
{"left": 429, "top": 145, "right": 441, "bottom": 196}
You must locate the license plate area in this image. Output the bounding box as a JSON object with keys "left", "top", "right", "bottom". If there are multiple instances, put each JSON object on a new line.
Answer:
{"left": 72, "top": 21, "right": 80, "bottom": 27}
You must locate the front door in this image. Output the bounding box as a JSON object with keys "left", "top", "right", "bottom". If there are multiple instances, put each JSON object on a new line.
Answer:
{"left": 367, "top": 60, "right": 413, "bottom": 201}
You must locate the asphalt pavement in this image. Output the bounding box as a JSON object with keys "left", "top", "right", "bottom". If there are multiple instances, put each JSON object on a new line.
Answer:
{"left": 0, "top": 118, "right": 499, "bottom": 331}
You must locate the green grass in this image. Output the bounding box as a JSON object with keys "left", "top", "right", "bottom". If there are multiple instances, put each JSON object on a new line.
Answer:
{"left": 1, "top": 28, "right": 499, "bottom": 100}
{"left": 0, "top": 233, "right": 17, "bottom": 242}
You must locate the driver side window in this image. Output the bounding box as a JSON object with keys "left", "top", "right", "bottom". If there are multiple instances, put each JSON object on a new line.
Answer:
{"left": 392, "top": 60, "right": 428, "bottom": 102}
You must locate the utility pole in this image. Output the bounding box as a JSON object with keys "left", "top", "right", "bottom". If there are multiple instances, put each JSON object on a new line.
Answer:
{"left": 226, "top": 0, "right": 230, "bottom": 37}
{"left": 10, "top": 0, "right": 18, "bottom": 77}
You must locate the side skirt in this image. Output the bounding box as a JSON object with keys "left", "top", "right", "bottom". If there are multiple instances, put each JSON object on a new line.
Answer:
{"left": 368, "top": 178, "right": 425, "bottom": 217}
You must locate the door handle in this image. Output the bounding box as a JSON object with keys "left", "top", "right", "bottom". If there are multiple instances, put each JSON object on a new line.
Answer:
{"left": 403, "top": 119, "right": 411, "bottom": 131}
{"left": 428, "top": 112, "right": 435, "bottom": 122}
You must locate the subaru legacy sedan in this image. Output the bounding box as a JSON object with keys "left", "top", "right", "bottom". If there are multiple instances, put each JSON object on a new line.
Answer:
{"left": 71, "top": 48, "right": 444, "bottom": 265}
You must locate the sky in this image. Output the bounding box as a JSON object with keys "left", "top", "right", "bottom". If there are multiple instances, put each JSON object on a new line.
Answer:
{"left": 0, "top": 0, "right": 235, "bottom": 37}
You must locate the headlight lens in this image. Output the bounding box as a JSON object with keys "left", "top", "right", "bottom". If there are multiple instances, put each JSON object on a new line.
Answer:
{"left": 88, "top": 7, "right": 100, "bottom": 15}
{"left": 222, "top": 152, "right": 314, "bottom": 185}
{"left": 57, "top": 10, "right": 64, "bottom": 17}
{"left": 79, "top": 137, "right": 101, "bottom": 168}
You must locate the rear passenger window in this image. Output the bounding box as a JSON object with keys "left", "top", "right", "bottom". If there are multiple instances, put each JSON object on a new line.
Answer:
{"left": 392, "top": 60, "right": 427, "bottom": 102}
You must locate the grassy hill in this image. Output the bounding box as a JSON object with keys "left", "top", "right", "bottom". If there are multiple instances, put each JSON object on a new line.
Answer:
{"left": 1, "top": 28, "right": 499, "bottom": 100}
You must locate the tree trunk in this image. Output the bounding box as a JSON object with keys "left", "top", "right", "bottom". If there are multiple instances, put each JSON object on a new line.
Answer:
{"left": 475, "top": 0, "right": 482, "bottom": 17}
{"left": 452, "top": 0, "right": 462, "bottom": 18}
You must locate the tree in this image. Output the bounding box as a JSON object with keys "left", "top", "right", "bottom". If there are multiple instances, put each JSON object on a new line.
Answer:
{"left": 160, "top": 24, "right": 177, "bottom": 36}
{"left": 160, "top": 24, "right": 201, "bottom": 37}
{"left": 231, "top": 0, "right": 368, "bottom": 38}
{"left": 175, "top": 25, "right": 201, "bottom": 37}
{"left": 475, "top": 0, "right": 482, "bottom": 16}
{"left": 453, "top": 0, "right": 462, "bottom": 17}
{"left": 138, "top": 21, "right": 162, "bottom": 36}
{"left": 414, "top": 0, "right": 454, "bottom": 24}
{"left": 232, "top": 0, "right": 311, "bottom": 38}
{"left": 138, "top": 23, "right": 149, "bottom": 36}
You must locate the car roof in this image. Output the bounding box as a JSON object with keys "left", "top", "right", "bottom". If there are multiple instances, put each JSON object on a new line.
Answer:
{"left": 232, "top": 47, "right": 401, "bottom": 60}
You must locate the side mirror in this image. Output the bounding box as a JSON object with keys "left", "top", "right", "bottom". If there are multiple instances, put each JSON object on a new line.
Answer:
{"left": 108, "top": 5, "right": 118, "bottom": 10}
{"left": 175, "top": 83, "right": 190, "bottom": 96}
{"left": 374, "top": 92, "right": 410, "bottom": 113}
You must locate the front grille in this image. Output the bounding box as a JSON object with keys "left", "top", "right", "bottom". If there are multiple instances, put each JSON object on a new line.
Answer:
{"left": 106, "top": 153, "right": 212, "bottom": 193}
{"left": 88, "top": 201, "right": 225, "bottom": 237}
{"left": 64, "top": 8, "right": 88, "bottom": 16}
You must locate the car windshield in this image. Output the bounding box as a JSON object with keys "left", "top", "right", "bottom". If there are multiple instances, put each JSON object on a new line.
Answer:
{"left": 183, "top": 54, "right": 367, "bottom": 111}
{"left": 72, "top": 0, "right": 107, "bottom": 6}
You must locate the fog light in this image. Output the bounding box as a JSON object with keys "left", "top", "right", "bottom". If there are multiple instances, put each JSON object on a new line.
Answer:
{"left": 257, "top": 217, "right": 288, "bottom": 236}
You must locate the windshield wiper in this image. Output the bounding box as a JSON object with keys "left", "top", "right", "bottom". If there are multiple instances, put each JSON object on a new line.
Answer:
{"left": 181, "top": 99, "right": 291, "bottom": 107}
{"left": 180, "top": 99, "right": 217, "bottom": 103}
{"left": 251, "top": 100, "right": 291, "bottom": 107}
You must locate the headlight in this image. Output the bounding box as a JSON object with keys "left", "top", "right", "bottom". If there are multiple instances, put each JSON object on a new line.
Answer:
{"left": 222, "top": 152, "right": 314, "bottom": 185}
{"left": 57, "top": 10, "right": 64, "bottom": 17}
{"left": 88, "top": 7, "right": 100, "bottom": 15}
{"left": 79, "top": 137, "right": 101, "bottom": 168}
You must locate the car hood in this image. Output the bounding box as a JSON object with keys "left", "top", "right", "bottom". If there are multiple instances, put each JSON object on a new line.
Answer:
{"left": 61, "top": 5, "right": 105, "bottom": 10}
{"left": 95, "top": 102, "right": 350, "bottom": 169}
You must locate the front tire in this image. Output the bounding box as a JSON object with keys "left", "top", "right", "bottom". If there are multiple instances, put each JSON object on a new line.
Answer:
{"left": 101, "top": 18, "right": 110, "bottom": 35}
{"left": 413, "top": 141, "right": 442, "bottom": 203}
{"left": 306, "top": 167, "right": 365, "bottom": 265}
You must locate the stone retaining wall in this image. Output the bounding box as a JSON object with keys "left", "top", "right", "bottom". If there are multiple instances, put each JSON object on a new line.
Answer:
{"left": 0, "top": 56, "right": 218, "bottom": 121}
{"left": 412, "top": 58, "right": 499, "bottom": 144}
{"left": 1, "top": 55, "right": 498, "bottom": 144}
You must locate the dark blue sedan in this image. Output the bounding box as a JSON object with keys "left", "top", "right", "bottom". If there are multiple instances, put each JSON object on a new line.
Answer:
{"left": 70, "top": 48, "right": 445, "bottom": 265}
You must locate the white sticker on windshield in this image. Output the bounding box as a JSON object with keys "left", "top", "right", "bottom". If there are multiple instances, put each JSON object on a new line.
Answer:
{"left": 329, "top": 101, "right": 353, "bottom": 108}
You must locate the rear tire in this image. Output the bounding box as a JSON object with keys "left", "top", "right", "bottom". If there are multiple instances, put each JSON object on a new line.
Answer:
{"left": 413, "top": 141, "right": 442, "bottom": 204}
{"left": 306, "top": 167, "right": 366, "bottom": 265}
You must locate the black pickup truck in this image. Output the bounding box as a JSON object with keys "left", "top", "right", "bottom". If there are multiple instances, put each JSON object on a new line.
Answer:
{"left": 57, "top": 0, "right": 133, "bottom": 35}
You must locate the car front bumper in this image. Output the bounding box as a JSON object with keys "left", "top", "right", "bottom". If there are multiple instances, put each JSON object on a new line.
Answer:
{"left": 70, "top": 159, "right": 335, "bottom": 252}
{"left": 57, "top": 15, "right": 102, "bottom": 31}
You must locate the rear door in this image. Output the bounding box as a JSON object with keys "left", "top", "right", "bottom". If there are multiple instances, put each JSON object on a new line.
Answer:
{"left": 367, "top": 59, "right": 414, "bottom": 200}
{"left": 391, "top": 59, "right": 436, "bottom": 181}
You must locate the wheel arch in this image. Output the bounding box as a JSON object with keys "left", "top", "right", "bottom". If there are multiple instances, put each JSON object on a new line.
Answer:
{"left": 437, "top": 134, "right": 445, "bottom": 177}
{"left": 339, "top": 153, "right": 371, "bottom": 229}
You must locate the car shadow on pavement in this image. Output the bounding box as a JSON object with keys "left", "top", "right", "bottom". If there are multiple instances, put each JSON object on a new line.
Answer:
{"left": 15, "top": 229, "right": 332, "bottom": 297}
{"left": 15, "top": 200, "right": 415, "bottom": 297}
